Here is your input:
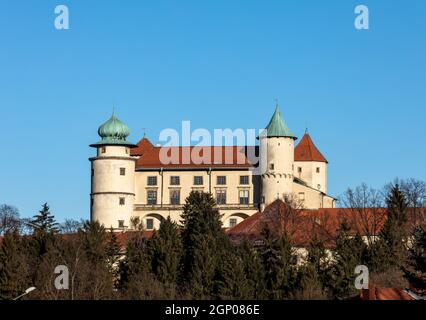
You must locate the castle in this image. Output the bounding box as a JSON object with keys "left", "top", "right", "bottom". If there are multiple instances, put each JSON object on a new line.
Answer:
{"left": 89, "top": 105, "right": 336, "bottom": 230}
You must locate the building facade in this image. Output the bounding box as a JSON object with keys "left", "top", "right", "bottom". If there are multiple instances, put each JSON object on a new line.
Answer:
{"left": 89, "top": 106, "right": 336, "bottom": 230}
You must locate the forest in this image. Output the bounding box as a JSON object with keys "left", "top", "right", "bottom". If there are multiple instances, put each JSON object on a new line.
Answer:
{"left": 0, "top": 179, "right": 425, "bottom": 300}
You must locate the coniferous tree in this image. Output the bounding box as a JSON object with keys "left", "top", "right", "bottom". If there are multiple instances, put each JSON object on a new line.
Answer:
{"left": 30, "top": 203, "right": 59, "bottom": 256}
{"left": 106, "top": 228, "right": 122, "bottom": 280}
{"left": 215, "top": 251, "right": 251, "bottom": 300}
{"left": 147, "top": 217, "right": 182, "bottom": 284}
{"left": 117, "top": 230, "right": 149, "bottom": 291}
{"left": 406, "top": 226, "right": 426, "bottom": 292}
{"left": 237, "top": 238, "right": 265, "bottom": 299}
{"left": 259, "top": 224, "right": 297, "bottom": 299}
{"left": 180, "top": 191, "right": 230, "bottom": 298}
{"left": 293, "top": 238, "right": 329, "bottom": 300}
{"left": 81, "top": 220, "right": 107, "bottom": 262}
{"left": 330, "top": 223, "right": 366, "bottom": 299}
{"left": 377, "top": 184, "right": 409, "bottom": 270}
{"left": 0, "top": 231, "right": 32, "bottom": 300}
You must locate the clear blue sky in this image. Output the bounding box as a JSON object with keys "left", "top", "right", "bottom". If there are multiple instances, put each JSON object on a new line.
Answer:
{"left": 1, "top": 1, "right": 425, "bottom": 222}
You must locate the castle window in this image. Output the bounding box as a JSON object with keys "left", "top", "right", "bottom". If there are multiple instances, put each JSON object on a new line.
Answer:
{"left": 298, "top": 167, "right": 302, "bottom": 173}
{"left": 147, "top": 176, "right": 157, "bottom": 186}
{"left": 229, "top": 218, "right": 237, "bottom": 228}
{"left": 146, "top": 218, "right": 154, "bottom": 230}
{"left": 317, "top": 184, "right": 321, "bottom": 190}
{"left": 239, "top": 190, "right": 249, "bottom": 205}
{"left": 194, "top": 176, "right": 203, "bottom": 185}
{"left": 316, "top": 167, "right": 320, "bottom": 173}
{"left": 269, "top": 163, "right": 274, "bottom": 171}
{"left": 125, "top": 148, "right": 129, "bottom": 154}
{"left": 240, "top": 175, "right": 249, "bottom": 185}
{"left": 101, "top": 147, "right": 106, "bottom": 154}
{"left": 170, "top": 176, "right": 180, "bottom": 185}
{"left": 147, "top": 190, "right": 157, "bottom": 205}
{"left": 119, "top": 197, "right": 125, "bottom": 205}
{"left": 170, "top": 190, "right": 180, "bottom": 205}
{"left": 118, "top": 220, "right": 124, "bottom": 229}
{"left": 217, "top": 176, "right": 226, "bottom": 185}
{"left": 216, "top": 190, "right": 227, "bottom": 205}
{"left": 120, "top": 167, "right": 126, "bottom": 176}
{"left": 299, "top": 192, "right": 305, "bottom": 201}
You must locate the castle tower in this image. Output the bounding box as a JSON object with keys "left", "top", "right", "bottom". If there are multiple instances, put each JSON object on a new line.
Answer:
{"left": 260, "top": 105, "right": 297, "bottom": 208}
{"left": 89, "top": 112, "right": 137, "bottom": 230}
{"left": 294, "top": 131, "right": 328, "bottom": 193}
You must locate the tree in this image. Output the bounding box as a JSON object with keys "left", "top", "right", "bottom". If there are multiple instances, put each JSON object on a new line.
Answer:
{"left": 406, "top": 226, "right": 426, "bottom": 292}
{"left": 377, "top": 184, "right": 409, "bottom": 270}
{"left": 146, "top": 217, "right": 182, "bottom": 284}
{"left": 0, "top": 204, "right": 21, "bottom": 235}
{"left": 330, "top": 223, "right": 366, "bottom": 299}
{"left": 59, "top": 219, "right": 84, "bottom": 234}
{"left": 105, "top": 228, "right": 122, "bottom": 281}
{"left": 29, "top": 203, "right": 59, "bottom": 257}
{"left": 180, "top": 191, "right": 230, "bottom": 298}
{"left": 293, "top": 237, "right": 330, "bottom": 300}
{"left": 237, "top": 238, "right": 265, "bottom": 299}
{"left": 215, "top": 251, "right": 252, "bottom": 300}
{"left": 340, "top": 183, "right": 385, "bottom": 246}
{"left": 118, "top": 231, "right": 150, "bottom": 292}
{"left": 259, "top": 224, "right": 297, "bottom": 299}
{"left": 386, "top": 178, "right": 426, "bottom": 228}
{"left": 0, "top": 231, "right": 32, "bottom": 300}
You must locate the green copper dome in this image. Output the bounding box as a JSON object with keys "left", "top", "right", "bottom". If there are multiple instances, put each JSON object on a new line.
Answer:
{"left": 261, "top": 104, "right": 297, "bottom": 139}
{"left": 90, "top": 112, "right": 135, "bottom": 147}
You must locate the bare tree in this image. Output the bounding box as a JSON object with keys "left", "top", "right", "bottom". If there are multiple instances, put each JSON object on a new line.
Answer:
{"left": 339, "top": 183, "right": 386, "bottom": 246}
{"left": 0, "top": 204, "right": 20, "bottom": 235}
{"left": 59, "top": 219, "right": 84, "bottom": 234}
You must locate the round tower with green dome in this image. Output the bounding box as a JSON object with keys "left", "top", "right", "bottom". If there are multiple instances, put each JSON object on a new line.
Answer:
{"left": 260, "top": 104, "right": 298, "bottom": 208}
{"left": 89, "top": 111, "right": 137, "bottom": 230}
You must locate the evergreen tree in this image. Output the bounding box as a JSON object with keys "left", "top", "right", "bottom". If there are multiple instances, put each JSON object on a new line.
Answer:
{"left": 293, "top": 238, "right": 329, "bottom": 300}
{"left": 117, "top": 231, "right": 149, "bottom": 290}
{"left": 147, "top": 217, "right": 182, "bottom": 284}
{"left": 406, "top": 226, "right": 426, "bottom": 292}
{"left": 237, "top": 238, "right": 265, "bottom": 299}
{"left": 330, "top": 223, "right": 366, "bottom": 299}
{"left": 0, "top": 231, "right": 32, "bottom": 300}
{"left": 215, "top": 251, "right": 251, "bottom": 299}
{"left": 80, "top": 220, "right": 107, "bottom": 262}
{"left": 180, "top": 191, "right": 230, "bottom": 298}
{"left": 29, "top": 203, "right": 59, "bottom": 256}
{"left": 259, "top": 224, "right": 297, "bottom": 299}
{"left": 377, "top": 184, "right": 409, "bottom": 270}
{"left": 105, "top": 228, "right": 122, "bottom": 279}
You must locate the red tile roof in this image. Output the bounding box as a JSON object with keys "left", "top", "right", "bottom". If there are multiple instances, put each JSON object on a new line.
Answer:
{"left": 227, "top": 200, "right": 423, "bottom": 248}
{"left": 135, "top": 145, "right": 255, "bottom": 169}
{"left": 361, "top": 284, "right": 414, "bottom": 300}
{"left": 131, "top": 135, "right": 329, "bottom": 169}
{"left": 294, "top": 133, "right": 327, "bottom": 163}
{"left": 131, "top": 137, "right": 155, "bottom": 156}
